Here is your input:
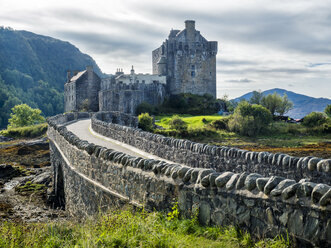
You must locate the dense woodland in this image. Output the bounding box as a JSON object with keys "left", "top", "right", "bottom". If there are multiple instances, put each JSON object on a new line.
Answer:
{"left": 0, "top": 27, "right": 103, "bottom": 128}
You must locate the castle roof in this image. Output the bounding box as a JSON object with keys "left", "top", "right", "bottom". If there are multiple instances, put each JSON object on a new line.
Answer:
{"left": 70, "top": 70, "right": 86, "bottom": 82}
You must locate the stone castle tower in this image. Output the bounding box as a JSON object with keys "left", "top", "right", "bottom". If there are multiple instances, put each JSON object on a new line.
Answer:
{"left": 152, "top": 20, "right": 218, "bottom": 98}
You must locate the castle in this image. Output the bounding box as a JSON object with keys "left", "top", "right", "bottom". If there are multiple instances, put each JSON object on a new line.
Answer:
{"left": 64, "top": 20, "right": 218, "bottom": 114}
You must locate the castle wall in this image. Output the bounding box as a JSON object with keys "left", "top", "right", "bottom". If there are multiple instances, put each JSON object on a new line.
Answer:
{"left": 64, "top": 81, "right": 76, "bottom": 112}
{"left": 47, "top": 112, "right": 331, "bottom": 247}
{"left": 99, "top": 78, "right": 166, "bottom": 114}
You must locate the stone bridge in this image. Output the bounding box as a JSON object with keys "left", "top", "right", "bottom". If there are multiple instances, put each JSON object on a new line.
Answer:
{"left": 47, "top": 111, "right": 331, "bottom": 247}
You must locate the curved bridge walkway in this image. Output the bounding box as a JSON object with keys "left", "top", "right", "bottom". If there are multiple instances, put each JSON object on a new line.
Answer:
{"left": 66, "top": 119, "right": 175, "bottom": 163}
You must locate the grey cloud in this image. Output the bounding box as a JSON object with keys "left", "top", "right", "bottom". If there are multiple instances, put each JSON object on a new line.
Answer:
{"left": 218, "top": 59, "right": 257, "bottom": 66}
{"left": 226, "top": 78, "right": 253, "bottom": 83}
{"left": 51, "top": 8, "right": 164, "bottom": 40}
{"left": 307, "top": 62, "right": 331, "bottom": 68}
{"left": 55, "top": 30, "right": 148, "bottom": 55}
{"left": 219, "top": 67, "right": 317, "bottom": 75}
{"left": 134, "top": 4, "right": 331, "bottom": 56}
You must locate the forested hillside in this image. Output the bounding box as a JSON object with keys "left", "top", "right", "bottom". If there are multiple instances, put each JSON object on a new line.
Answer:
{"left": 0, "top": 27, "right": 103, "bottom": 128}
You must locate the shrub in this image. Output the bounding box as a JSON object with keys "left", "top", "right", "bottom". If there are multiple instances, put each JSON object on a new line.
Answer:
{"left": 286, "top": 124, "right": 304, "bottom": 135}
{"left": 159, "top": 93, "right": 222, "bottom": 115}
{"left": 302, "top": 112, "right": 327, "bottom": 128}
{"left": 307, "top": 118, "right": 331, "bottom": 134}
{"left": 138, "top": 113, "right": 154, "bottom": 132}
{"left": 0, "top": 123, "right": 48, "bottom": 138}
{"left": 135, "top": 102, "right": 158, "bottom": 115}
{"left": 202, "top": 118, "right": 208, "bottom": 124}
{"left": 228, "top": 102, "right": 272, "bottom": 136}
{"left": 169, "top": 115, "right": 187, "bottom": 131}
{"left": 211, "top": 119, "right": 228, "bottom": 130}
{"left": 325, "top": 104, "right": 331, "bottom": 117}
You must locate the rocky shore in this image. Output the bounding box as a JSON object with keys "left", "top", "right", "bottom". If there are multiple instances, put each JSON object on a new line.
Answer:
{"left": 0, "top": 139, "right": 67, "bottom": 222}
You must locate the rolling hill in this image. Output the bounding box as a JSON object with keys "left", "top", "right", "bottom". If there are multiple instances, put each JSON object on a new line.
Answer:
{"left": 232, "top": 88, "right": 331, "bottom": 119}
{"left": 0, "top": 27, "right": 104, "bottom": 128}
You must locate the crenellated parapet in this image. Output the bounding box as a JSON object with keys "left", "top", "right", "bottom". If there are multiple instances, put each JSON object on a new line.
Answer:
{"left": 47, "top": 112, "right": 331, "bottom": 247}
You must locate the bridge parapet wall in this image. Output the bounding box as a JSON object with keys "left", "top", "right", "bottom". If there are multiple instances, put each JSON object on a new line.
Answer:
{"left": 91, "top": 114, "right": 331, "bottom": 184}
{"left": 47, "top": 113, "right": 331, "bottom": 247}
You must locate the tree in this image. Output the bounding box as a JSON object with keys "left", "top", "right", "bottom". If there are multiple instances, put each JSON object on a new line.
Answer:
{"left": 228, "top": 101, "right": 272, "bottom": 136}
{"left": 261, "top": 92, "right": 293, "bottom": 116}
{"left": 261, "top": 92, "right": 282, "bottom": 116}
{"left": 136, "top": 102, "right": 157, "bottom": 115}
{"left": 277, "top": 93, "right": 293, "bottom": 116}
{"left": 7, "top": 104, "right": 45, "bottom": 128}
{"left": 325, "top": 104, "right": 331, "bottom": 117}
{"left": 138, "top": 113, "right": 154, "bottom": 132}
{"left": 220, "top": 94, "right": 237, "bottom": 112}
{"left": 302, "top": 112, "right": 327, "bottom": 128}
{"left": 249, "top": 90, "right": 263, "bottom": 105}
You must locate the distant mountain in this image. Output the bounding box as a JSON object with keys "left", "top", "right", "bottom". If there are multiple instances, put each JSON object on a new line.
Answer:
{"left": 232, "top": 88, "right": 331, "bottom": 119}
{"left": 0, "top": 27, "right": 104, "bottom": 128}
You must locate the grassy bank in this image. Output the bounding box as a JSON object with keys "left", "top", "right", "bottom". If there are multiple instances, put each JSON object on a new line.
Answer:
{"left": 0, "top": 208, "right": 289, "bottom": 248}
{"left": 154, "top": 115, "right": 331, "bottom": 158}
{"left": 0, "top": 123, "right": 47, "bottom": 138}
{"left": 155, "top": 115, "right": 224, "bottom": 129}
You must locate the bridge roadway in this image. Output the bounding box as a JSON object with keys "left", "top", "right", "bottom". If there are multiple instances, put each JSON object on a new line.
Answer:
{"left": 66, "top": 119, "right": 175, "bottom": 163}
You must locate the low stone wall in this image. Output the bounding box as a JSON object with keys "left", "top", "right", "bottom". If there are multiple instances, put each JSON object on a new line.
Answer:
{"left": 94, "top": 111, "right": 138, "bottom": 128}
{"left": 91, "top": 114, "right": 331, "bottom": 184}
{"left": 47, "top": 113, "right": 331, "bottom": 247}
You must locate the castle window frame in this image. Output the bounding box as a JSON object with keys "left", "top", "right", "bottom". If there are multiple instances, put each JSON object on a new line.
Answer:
{"left": 191, "top": 65, "right": 195, "bottom": 70}
{"left": 136, "top": 80, "right": 139, "bottom": 83}
{"left": 179, "top": 42, "right": 182, "bottom": 50}
{"left": 191, "top": 71, "right": 195, "bottom": 77}
{"left": 142, "top": 80, "right": 145, "bottom": 84}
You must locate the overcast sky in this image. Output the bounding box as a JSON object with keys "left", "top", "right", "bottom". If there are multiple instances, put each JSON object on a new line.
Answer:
{"left": 1, "top": 0, "right": 331, "bottom": 99}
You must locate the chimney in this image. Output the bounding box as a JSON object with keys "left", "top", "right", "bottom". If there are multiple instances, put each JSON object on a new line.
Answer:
{"left": 185, "top": 20, "right": 195, "bottom": 42}
{"left": 66, "top": 70, "right": 71, "bottom": 82}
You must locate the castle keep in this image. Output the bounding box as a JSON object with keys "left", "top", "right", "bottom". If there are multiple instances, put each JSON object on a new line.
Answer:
{"left": 153, "top": 20, "right": 217, "bottom": 97}
{"left": 64, "top": 20, "right": 218, "bottom": 113}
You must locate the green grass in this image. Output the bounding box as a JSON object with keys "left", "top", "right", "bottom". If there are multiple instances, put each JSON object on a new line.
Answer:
{"left": 0, "top": 208, "right": 290, "bottom": 248}
{"left": 155, "top": 114, "right": 224, "bottom": 129}
{"left": 154, "top": 115, "right": 331, "bottom": 149}
{"left": 0, "top": 123, "right": 48, "bottom": 138}
{"left": 15, "top": 181, "right": 46, "bottom": 195}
